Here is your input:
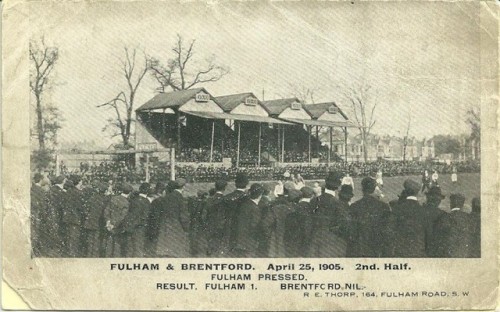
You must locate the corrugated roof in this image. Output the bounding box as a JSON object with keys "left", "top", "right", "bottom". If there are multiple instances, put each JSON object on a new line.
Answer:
{"left": 304, "top": 102, "right": 349, "bottom": 120}
{"left": 136, "top": 88, "right": 208, "bottom": 111}
{"left": 261, "top": 98, "right": 300, "bottom": 115}
{"left": 214, "top": 93, "right": 255, "bottom": 112}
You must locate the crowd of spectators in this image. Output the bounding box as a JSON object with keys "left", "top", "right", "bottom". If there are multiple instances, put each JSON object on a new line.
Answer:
{"left": 58, "top": 159, "right": 480, "bottom": 184}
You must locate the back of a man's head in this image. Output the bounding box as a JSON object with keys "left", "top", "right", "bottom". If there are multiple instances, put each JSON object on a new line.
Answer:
{"left": 471, "top": 197, "right": 481, "bottom": 214}
{"left": 139, "top": 183, "right": 151, "bottom": 195}
{"left": 215, "top": 179, "right": 227, "bottom": 192}
{"left": 249, "top": 183, "right": 264, "bottom": 200}
{"left": 361, "top": 177, "right": 376, "bottom": 195}
{"left": 450, "top": 193, "right": 465, "bottom": 209}
{"left": 33, "top": 173, "right": 43, "bottom": 184}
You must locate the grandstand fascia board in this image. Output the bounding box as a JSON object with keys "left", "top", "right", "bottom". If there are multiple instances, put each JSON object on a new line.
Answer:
{"left": 215, "top": 92, "right": 272, "bottom": 115}
{"left": 136, "top": 87, "right": 220, "bottom": 112}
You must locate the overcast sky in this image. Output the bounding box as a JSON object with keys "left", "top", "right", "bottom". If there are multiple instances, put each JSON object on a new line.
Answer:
{"left": 30, "top": 1, "right": 481, "bottom": 148}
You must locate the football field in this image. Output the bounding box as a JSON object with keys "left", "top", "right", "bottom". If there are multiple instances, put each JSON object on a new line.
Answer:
{"left": 181, "top": 173, "right": 480, "bottom": 212}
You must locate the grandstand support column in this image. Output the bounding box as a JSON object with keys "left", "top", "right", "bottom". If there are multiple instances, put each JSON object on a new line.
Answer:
{"left": 281, "top": 126, "right": 285, "bottom": 163}
{"left": 170, "top": 148, "right": 175, "bottom": 181}
{"left": 258, "top": 123, "right": 262, "bottom": 167}
{"left": 162, "top": 108, "right": 166, "bottom": 138}
{"left": 328, "top": 127, "right": 332, "bottom": 165}
{"left": 316, "top": 126, "right": 319, "bottom": 157}
{"left": 176, "top": 110, "right": 182, "bottom": 151}
{"left": 210, "top": 120, "right": 215, "bottom": 163}
{"left": 344, "top": 127, "right": 348, "bottom": 161}
{"left": 145, "top": 153, "right": 150, "bottom": 182}
{"left": 277, "top": 125, "right": 280, "bottom": 162}
{"left": 237, "top": 121, "right": 241, "bottom": 168}
{"left": 308, "top": 126, "right": 311, "bottom": 163}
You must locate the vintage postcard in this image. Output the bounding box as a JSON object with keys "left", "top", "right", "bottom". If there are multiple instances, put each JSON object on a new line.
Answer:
{"left": 2, "top": 0, "right": 499, "bottom": 310}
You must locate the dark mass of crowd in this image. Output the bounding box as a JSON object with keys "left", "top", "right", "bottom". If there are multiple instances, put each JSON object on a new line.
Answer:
{"left": 59, "top": 159, "right": 480, "bottom": 185}
{"left": 31, "top": 169, "right": 480, "bottom": 258}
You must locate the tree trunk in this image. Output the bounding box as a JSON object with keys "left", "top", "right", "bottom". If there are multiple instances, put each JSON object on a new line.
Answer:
{"left": 363, "top": 141, "right": 368, "bottom": 162}
{"left": 35, "top": 93, "right": 45, "bottom": 150}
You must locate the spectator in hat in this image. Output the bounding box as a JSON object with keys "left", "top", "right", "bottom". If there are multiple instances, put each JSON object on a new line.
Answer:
{"left": 61, "top": 178, "right": 84, "bottom": 257}
{"left": 422, "top": 186, "right": 447, "bottom": 257}
{"left": 156, "top": 180, "right": 189, "bottom": 257}
{"left": 257, "top": 184, "right": 277, "bottom": 257}
{"left": 389, "top": 179, "right": 427, "bottom": 257}
{"left": 205, "top": 179, "right": 228, "bottom": 256}
{"left": 347, "top": 177, "right": 392, "bottom": 257}
{"left": 309, "top": 171, "right": 349, "bottom": 257}
{"left": 434, "top": 193, "right": 474, "bottom": 257}
{"left": 119, "top": 183, "right": 151, "bottom": 257}
{"left": 339, "top": 184, "right": 354, "bottom": 206}
{"left": 83, "top": 181, "right": 109, "bottom": 257}
{"left": 188, "top": 190, "right": 209, "bottom": 257}
{"left": 144, "top": 182, "right": 167, "bottom": 257}
{"left": 104, "top": 182, "right": 133, "bottom": 257}
{"left": 47, "top": 175, "right": 67, "bottom": 256}
{"left": 470, "top": 197, "right": 481, "bottom": 257}
{"left": 271, "top": 188, "right": 301, "bottom": 258}
{"left": 284, "top": 186, "right": 315, "bottom": 257}
{"left": 31, "top": 173, "right": 47, "bottom": 256}
{"left": 233, "top": 183, "right": 264, "bottom": 257}
{"left": 223, "top": 173, "right": 249, "bottom": 253}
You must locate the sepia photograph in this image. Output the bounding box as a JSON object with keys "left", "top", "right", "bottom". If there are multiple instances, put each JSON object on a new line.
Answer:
{"left": 3, "top": 0, "right": 498, "bottom": 310}
{"left": 29, "top": 1, "right": 482, "bottom": 259}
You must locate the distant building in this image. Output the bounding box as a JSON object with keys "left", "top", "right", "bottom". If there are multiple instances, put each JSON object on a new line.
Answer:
{"left": 328, "top": 133, "right": 435, "bottom": 162}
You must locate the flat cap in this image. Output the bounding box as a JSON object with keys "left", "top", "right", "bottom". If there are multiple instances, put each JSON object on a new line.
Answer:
{"left": 54, "top": 175, "right": 66, "bottom": 185}
{"left": 215, "top": 179, "right": 228, "bottom": 190}
{"left": 235, "top": 172, "right": 249, "bottom": 187}
{"left": 339, "top": 184, "right": 354, "bottom": 197}
{"left": 119, "top": 182, "right": 134, "bottom": 193}
{"left": 426, "top": 186, "right": 445, "bottom": 199}
{"left": 300, "top": 186, "right": 315, "bottom": 198}
{"left": 173, "top": 178, "right": 186, "bottom": 189}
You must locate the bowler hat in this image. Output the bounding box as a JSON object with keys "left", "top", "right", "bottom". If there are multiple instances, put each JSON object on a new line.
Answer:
{"left": 426, "top": 186, "right": 445, "bottom": 199}
{"left": 139, "top": 182, "right": 151, "bottom": 194}
{"left": 119, "top": 182, "right": 134, "bottom": 194}
{"left": 339, "top": 184, "right": 354, "bottom": 197}
{"left": 325, "top": 171, "right": 343, "bottom": 189}
{"left": 235, "top": 173, "right": 249, "bottom": 188}
{"left": 173, "top": 178, "right": 186, "bottom": 189}
{"left": 215, "top": 179, "right": 228, "bottom": 190}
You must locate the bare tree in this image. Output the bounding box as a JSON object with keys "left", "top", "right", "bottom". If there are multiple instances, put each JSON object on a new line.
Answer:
{"left": 148, "top": 34, "right": 229, "bottom": 92}
{"left": 285, "top": 83, "right": 320, "bottom": 104}
{"left": 29, "top": 37, "right": 60, "bottom": 150}
{"left": 342, "top": 83, "right": 378, "bottom": 162}
{"left": 98, "top": 47, "right": 149, "bottom": 148}
{"left": 402, "top": 113, "right": 412, "bottom": 162}
{"left": 147, "top": 34, "right": 229, "bottom": 149}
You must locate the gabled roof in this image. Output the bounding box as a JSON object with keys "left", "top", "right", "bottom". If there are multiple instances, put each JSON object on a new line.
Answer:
{"left": 136, "top": 88, "right": 209, "bottom": 112}
{"left": 261, "top": 98, "right": 300, "bottom": 115}
{"left": 304, "top": 102, "right": 349, "bottom": 120}
{"left": 214, "top": 93, "right": 256, "bottom": 112}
